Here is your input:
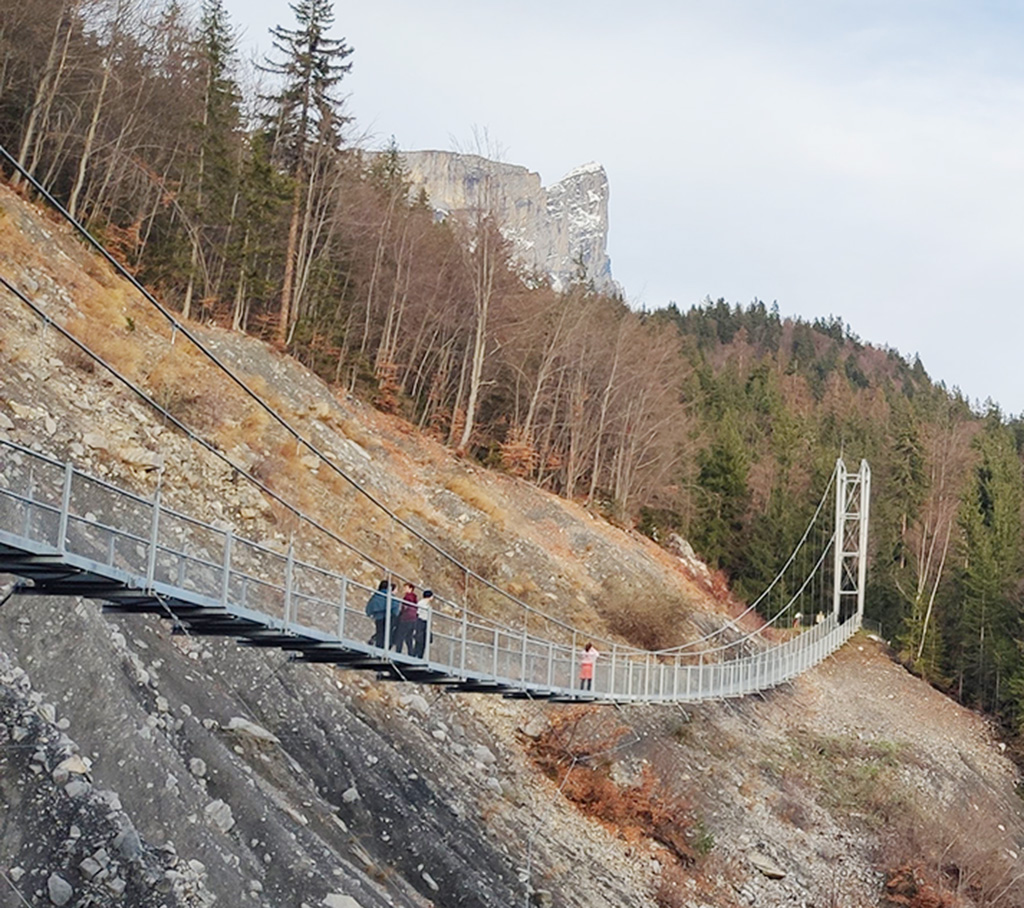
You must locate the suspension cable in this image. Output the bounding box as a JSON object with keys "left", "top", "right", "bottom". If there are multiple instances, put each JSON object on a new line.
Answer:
{"left": 0, "top": 145, "right": 628, "bottom": 643}
{"left": 654, "top": 465, "right": 837, "bottom": 655}
{"left": 0, "top": 150, "right": 847, "bottom": 662}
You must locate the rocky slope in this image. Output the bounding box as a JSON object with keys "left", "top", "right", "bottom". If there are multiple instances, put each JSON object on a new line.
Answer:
{"left": 400, "top": 151, "right": 616, "bottom": 295}
{"left": 1, "top": 180, "right": 1023, "bottom": 908}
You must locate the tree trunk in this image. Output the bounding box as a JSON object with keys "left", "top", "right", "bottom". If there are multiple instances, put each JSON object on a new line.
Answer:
{"left": 17, "top": 2, "right": 73, "bottom": 182}
{"left": 277, "top": 170, "right": 303, "bottom": 345}
{"left": 68, "top": 57, "right": 110, "bottom": 219}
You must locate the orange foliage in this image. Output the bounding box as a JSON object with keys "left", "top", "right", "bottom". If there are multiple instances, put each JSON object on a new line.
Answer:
{"left": 882, "top": 866, "right": 957, "bottom": 908}
{"left": 500, "top": 425, "right": 538, "bottom": 478}
{"left": 528, "top": 709, "right": 697, "bottom": 865}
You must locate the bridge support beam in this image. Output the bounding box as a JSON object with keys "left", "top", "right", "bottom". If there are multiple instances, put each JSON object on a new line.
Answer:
{"left": 832, "top": 459, "right": 871, "bottom": 624}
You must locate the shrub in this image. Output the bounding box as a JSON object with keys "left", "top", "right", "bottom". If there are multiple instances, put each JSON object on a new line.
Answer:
{"left": 527, "top": 709, "right": 701, "bottom": 866}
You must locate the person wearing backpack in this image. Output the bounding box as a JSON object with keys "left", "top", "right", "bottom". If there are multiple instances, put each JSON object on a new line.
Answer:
{"left": 365, "top": 580, "right": 393, "bottom": 649}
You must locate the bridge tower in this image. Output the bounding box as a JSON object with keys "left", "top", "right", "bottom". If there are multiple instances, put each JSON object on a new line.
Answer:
{"left": 832, "top": 459, "right": 871, "bottom": 624}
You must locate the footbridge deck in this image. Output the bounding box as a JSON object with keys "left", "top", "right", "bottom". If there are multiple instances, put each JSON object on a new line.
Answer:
{"left": 0, "top": 440, "right": 868, "bottom": 703}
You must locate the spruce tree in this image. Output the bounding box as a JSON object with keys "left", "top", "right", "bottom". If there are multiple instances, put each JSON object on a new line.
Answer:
{"left": 181, "top": 0, "right": 242, "bottom": 316}
{"left": 261, "top": 0, "right": 353, "bottom": 343}
{"left": 952, "top": 416, "right": 1024, "bottom": 714}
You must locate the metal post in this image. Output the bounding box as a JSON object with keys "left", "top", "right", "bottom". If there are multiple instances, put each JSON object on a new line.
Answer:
{"left": 338, "top": 576, "right": 348, "bottom": 640}
{"left": 459, "top": 604, "right": 468, "bottom": 673}
{"left": 493, "top": 628, "right": 500, "bottom": 678}
{"left": 58, "top": 462, "right": 73, "bottom": 553}
{"left": 22, "top": 470, "right": 34, "bottom": 538}
{"left": 547, "top": 640, "right": 554, "bottom": 688}
{"left": 284, "top": 537, "right": 295, "bottom": 628}
{"left": 570, "top": 630, "right": 577, "bottom": 694}
{"left": 424, "top": 606, "right": 432, "bottom": 663}
{"left": 384, "top": 572, "right": 393, "bottom": 655}
{"left": 857, "top": 460, "right": 871, "bottom": 622}
{"left": 146, "top": 481, "right": 161, "bottom": 590}
{"left": 832, "top": 458, "right": 846, "bottom": 619}
{"left": 520, "top": 627, "right": 528, "bottom": 686}
{"left": 460, "top": 571, "right": 469, "bottom": 672}
{"left": 220, "top": 529, "right": 233, "bottom": 607}
{"left": 609, "top": 644, "right": 618, "bottom": 699}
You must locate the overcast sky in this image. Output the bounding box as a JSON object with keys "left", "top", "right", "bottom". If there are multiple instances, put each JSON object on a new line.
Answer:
{"left": 221, "top": 0, "right": 1024, "bottom": 416}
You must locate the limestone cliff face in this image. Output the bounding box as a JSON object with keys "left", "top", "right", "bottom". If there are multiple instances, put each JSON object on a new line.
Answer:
{"left": 399, "top": 151, "right": 617, "bottom": 295}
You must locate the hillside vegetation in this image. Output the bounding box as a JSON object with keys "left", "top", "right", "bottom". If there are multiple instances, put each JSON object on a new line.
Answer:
{"left": 4, "top": 0, "right": 1024, "bottom": 738}
{"left": 2, "top": 178, "right": 1024, "bottom": 908}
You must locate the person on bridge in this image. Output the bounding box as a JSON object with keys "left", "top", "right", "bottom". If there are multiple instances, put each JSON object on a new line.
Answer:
{"left": 365, "top": 580, "right": 395, "bottom": 649}
{"left": 394, "top": 583, "right": 419, "bottom": 654}
{"left": 579, "top": 642, "right": 599, "bottom": 691}
{"left": 412, "top": 589, "right": 434, "bottom": 658}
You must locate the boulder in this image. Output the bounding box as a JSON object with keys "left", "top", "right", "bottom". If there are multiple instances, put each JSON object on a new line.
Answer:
{"left": 749, "top": 850, "right": 786, "bottom": 879}
{"left": 47, "top": 873, "right": 73, "bottom": 906}
{"left": 225, "top": 716, "right": 280, "bottom": 744}
{"left": 204, "top": 799, "right": 235, "bottom": 833}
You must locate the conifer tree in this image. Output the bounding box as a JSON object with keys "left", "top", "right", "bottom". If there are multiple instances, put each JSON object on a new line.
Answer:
{"left": 261, "top": 0, "right": 353, "bottom": 343}
{"left": 181, "top": 0, "right": 242, "bottom": 317}
{"left": 693, "top": 412, "right": 750, "bottom": 570}
{"left": 951, "top": 415, "right": 1024, "bottom": 713}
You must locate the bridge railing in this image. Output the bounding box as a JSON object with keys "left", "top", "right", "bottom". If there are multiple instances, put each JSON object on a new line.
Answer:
{"left": 0, "top": 438, "right": 859, "bottom": 701}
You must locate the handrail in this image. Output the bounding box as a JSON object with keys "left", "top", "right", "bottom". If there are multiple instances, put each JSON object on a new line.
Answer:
{"left": 0, "top": 148, "right": 649, "bottom": 646}
{"left": 0, "top": 438, "right": 864, "bottom": 701}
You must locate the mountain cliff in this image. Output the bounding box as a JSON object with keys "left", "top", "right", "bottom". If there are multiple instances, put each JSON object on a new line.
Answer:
{"left": 399, "top": 151, "right": 617, "bottom": 295}
{"left": 1, "top": 182, "right": 1023, "bottom": 908}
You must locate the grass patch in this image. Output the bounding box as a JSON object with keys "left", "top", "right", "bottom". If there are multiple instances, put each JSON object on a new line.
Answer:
{"left": 784, "top": 730, "right": 911, "bottom": 829}
{"left": 444, "top": 474, "right": 508, "bottom": 525}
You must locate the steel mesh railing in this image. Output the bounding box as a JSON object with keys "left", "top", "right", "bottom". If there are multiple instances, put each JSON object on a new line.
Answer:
{"left": 0, "top": 438, "right": 861, "bottom": 702}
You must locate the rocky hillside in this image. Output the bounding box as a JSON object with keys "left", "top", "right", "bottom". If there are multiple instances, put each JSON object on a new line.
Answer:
{"left": 1, "top": 181, "right": 1023, "bottom": 908}
{"left": 400, "top": 151, "right": 617, "bottom": 294}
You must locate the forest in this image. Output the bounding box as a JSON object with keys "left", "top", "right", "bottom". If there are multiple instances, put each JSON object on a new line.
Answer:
{"left": 2, "top": 0, "right": 1024, "bottom": 738}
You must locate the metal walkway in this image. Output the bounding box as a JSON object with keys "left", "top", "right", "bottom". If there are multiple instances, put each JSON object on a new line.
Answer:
{"left": 0, "top": 438, "right": 870, "bottom": 703}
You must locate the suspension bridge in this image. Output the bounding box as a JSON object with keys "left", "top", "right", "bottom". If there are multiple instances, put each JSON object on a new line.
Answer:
{"left": 0, "top": 437, "right": 870, "bottom": 703}
{"left": 0, "top": 146, "right": 871, "bottom": 703}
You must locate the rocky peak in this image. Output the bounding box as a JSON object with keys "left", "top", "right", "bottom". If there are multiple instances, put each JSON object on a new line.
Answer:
{"left": 399, "top": 150, "right": 617, "bottom": 295}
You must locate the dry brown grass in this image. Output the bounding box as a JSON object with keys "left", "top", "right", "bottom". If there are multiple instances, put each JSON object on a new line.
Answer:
{"left": 337, "top": 416, "right": 374, "bottom": 450}
{"left": 66, "top": 310, "right": 146, "bottom": 379}
{"left": 654, "top": 862, "right": 692, "bottom": 908}
{"left": 598, "top": 574, "right": 693, "bottom": 651}
{"left": 444, "top": 474, "right": 508, "bottom": 525}
{"left": 881, "top": 865, "right": 957, "bottom": 908}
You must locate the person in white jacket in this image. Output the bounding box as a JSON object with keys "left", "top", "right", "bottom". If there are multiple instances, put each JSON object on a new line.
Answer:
{"left": 413, "top": 590, "right": 434, "bottom": 658}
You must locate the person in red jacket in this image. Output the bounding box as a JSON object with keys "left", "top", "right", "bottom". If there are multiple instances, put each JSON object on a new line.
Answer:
{"left": 394, "top": 582, "right": 419, "bottom": 654}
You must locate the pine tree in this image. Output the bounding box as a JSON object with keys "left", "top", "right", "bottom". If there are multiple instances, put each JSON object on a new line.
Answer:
{"left": 261, "top": 0, "right": 353, "bottom": 343}
{"left": 951, "top": 415, "right": 1024, "bottom": 714}
{"left": 181, "top": 0, "right": 242, "bottom": 317}
{"left": 693, "top": 412, "right": 750, "bottom": 571}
